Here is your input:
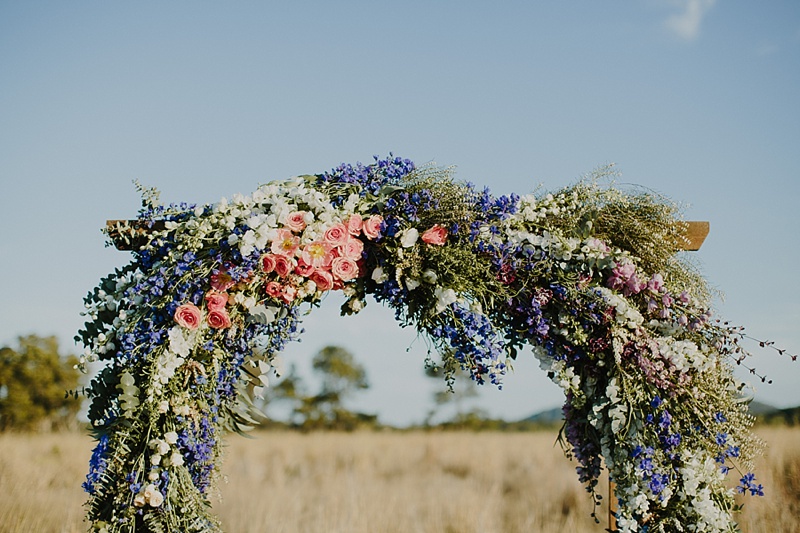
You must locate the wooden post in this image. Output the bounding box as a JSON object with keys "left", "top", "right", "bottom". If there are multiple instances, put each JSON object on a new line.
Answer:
{"left": 680, "top": 220, "right": 709, "bottom": 251}
{"left": 609, "top": 473, "right": 618, "bottom": 532}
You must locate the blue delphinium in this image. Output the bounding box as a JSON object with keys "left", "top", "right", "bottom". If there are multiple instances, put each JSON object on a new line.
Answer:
{"left": 430, "top": 302, "right": 507, "bottom": 386}
{"left": 318, "top": 154, "right": 415, "bottom": 205}
{"left": 83, "top": 433, "right": 110, "bottom": 495}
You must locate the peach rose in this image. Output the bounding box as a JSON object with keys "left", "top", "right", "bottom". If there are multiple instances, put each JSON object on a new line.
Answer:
{"left": 346, "top": 214, "right": 363, "bottom": 235}
{"left": 421, "top": 224, "right": 448, "bottom": 246}
{"left": 273, "top": 255, "right": 293, "bottom": 278}
{"left": 309, "top": 269, "right": 333, "bottom": 292}
{"left": 265, "top": 281, "right": 283, "bottom": 299}
{"left": 204, "top": 291, "right": 228, "bottom": 311}
{"left": 207, "top": 308, "right": 232, "bottom": 329}
{"left": 174, "top": 303, "right": 202, "bottom": 330}
{"left": 261, "top": 254, "right": 277, "bottom": 273}
{"left": 339, "top": 237, "right": 364, "bottom": 260}
{"left": 294, "top": 259, "right": 314, "bottom": 277}
{"left": 284, "top": 211, "right": 308, "bottom": 232}
{"left": 331, "top": 256, "right": 359, "bottom": 281}
{"left": 362, "top": 215, "right": 383, "bottom": 240}
{"left": 323, "top": 223, "right": 349, "bottom": 246}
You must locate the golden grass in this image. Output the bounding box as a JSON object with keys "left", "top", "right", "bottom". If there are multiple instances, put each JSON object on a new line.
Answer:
{"left": 1, "top": 427, "right": 798, "bottom": 533}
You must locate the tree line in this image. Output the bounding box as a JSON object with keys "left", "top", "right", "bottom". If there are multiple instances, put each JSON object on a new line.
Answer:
{"left": 0, "top": 335, "right": 548, "bottom": 432}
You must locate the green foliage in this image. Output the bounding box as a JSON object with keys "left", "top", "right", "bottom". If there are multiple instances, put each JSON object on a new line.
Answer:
{"left": 312, "top": 345, "right": 369, "bottom": 397}
{"left": 267, "top": 346, "right": 375, "bottom": 431}
{"left": 545, "top": 170, "right": 711, "bottom": 303}
{"left": 0, "top": 335, "right": 81, "bottom": 431}
{"left": 424, "top": 360, "right": 479, "bottom": 426}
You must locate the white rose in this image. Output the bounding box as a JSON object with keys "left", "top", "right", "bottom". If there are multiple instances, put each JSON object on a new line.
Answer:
{"left": 400, "top": 228, "right": 419, "bottom": 248}
{"left": 434, "top": 287, "right": 458, "bottom": 314}
{"left": 371, "top": 267, "right": 388, "bottom": 284}
{"left": 144, "top": 485, "right": 164, "bottom": 507}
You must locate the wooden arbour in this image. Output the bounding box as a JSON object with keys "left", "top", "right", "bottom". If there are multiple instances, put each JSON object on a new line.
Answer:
{"left": 107, "top": 217, "right": 709, "bottom": 532}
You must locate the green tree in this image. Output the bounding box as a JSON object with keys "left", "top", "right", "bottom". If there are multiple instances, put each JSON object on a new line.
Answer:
{"left": 0, "top": 335, "right": 81, "bottom": 431}
{"left": 424, "top": 361, "right": 482, "bottom": 428}
{"left": 267, "top": 346, "right": 374, "bottom": 430}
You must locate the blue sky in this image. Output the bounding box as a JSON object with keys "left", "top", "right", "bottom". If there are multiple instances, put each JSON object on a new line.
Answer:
{"left": 1, "top": 1, "right": 798, "bottom": 426}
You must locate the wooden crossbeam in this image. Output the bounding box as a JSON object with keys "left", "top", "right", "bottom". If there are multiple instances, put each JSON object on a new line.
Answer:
{"left": 680, "top": 220, "right": 709, "bottom": 251}
{"left": 105, "top": 219, "right": 710, "bottom": 252}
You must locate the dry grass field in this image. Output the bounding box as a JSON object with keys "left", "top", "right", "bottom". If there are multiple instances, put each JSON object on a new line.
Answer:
{"left": 0, "top": 427, "right": 798, "bottom": 533}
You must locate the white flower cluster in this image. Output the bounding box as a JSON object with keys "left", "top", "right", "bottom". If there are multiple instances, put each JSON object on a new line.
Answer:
{"left": 501, "top": 221, "right": 616, "bottom": 275}
{"left": 613, "top": 448, "right": 735, "bottom": 533}
{"left": 678, "top": 451, "right": 734, "bottom": 532}
{"left": 148, "top": 431, "right": 184, "bottom": 469}
{"left": 594, "top": 287, "right": 644, "bottom": 330}
{"left": 144, "top": 326, "right": 195, "bottom": 399}
{"left": 78, "top": 269, "right": 144, "bottom": 372}
{"left": 605, "top": 378, "right": 628, "bottom": 434}
{"left": 532, "top": 345, "right": 581, "bottom": 397}
{"left": 513, "top": 190, "right": 581, "bottom": 224}
{"left": 133, "top": 483, "right": 164, "bottom": 508}
{"left": 656, "top": 338, "right": 715, "bottom": 374}
{"left": 116, "top": 371, "right": 139, "bottom": 420}
{"left": 219, "top": 177, "right": 356, "bottom": 258}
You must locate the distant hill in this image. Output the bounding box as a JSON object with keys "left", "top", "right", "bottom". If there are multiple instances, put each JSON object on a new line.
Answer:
{"left": 748, "top": 400, "right": 779, "bottom": 416}
{"left": 758, "top": 404, "right": 800, "bottom": 426}
{"left": 521, "top": 406, "right": 563, "bottom": 425}
{"left": 519, "top": 401, "right": 800, "bottom": 426}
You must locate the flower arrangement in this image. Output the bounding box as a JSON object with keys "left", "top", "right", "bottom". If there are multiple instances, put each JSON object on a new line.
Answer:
{"left": 77, "top": 155, "right": 784, "bottom": 532}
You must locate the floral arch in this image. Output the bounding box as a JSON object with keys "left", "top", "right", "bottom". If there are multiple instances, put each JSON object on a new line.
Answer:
{"left": 79, "top": 155, "right": 766, "bottom": 532}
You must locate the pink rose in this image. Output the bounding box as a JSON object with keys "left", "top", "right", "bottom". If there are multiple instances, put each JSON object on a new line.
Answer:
{"left": 261, "top": 254, "right": 277, "bottom": 274}
{"left": 284, "top": 211, "right": 308, "bottom": 232}
{"left": 174, "top": 303, "right": 202, "bottom": 330}
{"left": 309, "top": 269, "right": 333, "bottom": 292}
{"left": 331, "top": 257, "right": 359, "bottom": 281}
{"left": 271, "top": 229, "right": 300, "bottom": 257}
{"left": 339, "top": 237, "right": 364, "bottom": 259}
{"left": 323, "top": 223, "right": 349, "bottom": 246}
{"left": 204, "top": 291, "right": 228, "bottom": 311}
{"left": 207, "top": 308, "right": 232, "bottom": 329}
{"left": 294, "top": 259, "right": 314, "bottom": 277}
{"left": 210, "top": 271, "right": 235, "bottom": 292}
{"left": 301, "top": 241, "right": 334, "bottom": 269}
{"left": 265, "top": 281, "right": 283, "bottom": 299}
{"left": 421, "top": 225, "right": 448, "bottom": 246}
{"left": 362, "top": 215, "right": 383, "bottom": 240}
{"left": 346, "top": 214, "right": 363, "bottom": 236}
{"left": 273, "top": 255, "right": 293, "bottom": 278}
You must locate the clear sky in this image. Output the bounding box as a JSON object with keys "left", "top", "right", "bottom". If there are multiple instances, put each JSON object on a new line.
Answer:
{"left": 1, "top": 1, "right": 798, "bottom": 426}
